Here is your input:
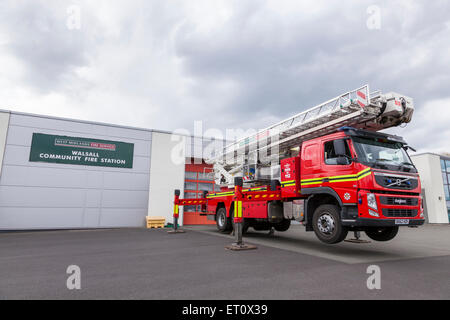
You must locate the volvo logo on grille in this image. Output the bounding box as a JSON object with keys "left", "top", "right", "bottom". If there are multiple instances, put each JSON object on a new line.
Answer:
{"left": 386, "top": 177, "right": 411, "bottom": 187}
{"left": 394, "top": 198, "right": 407, "bottom": 205}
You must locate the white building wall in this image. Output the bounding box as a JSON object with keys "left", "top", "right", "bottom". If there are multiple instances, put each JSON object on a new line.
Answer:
{"left": 148, "top": 132, "right": 186, "bottom": 225}
{"left": 0, "top": 111, "right": 10, "bottom": 178}
{"left": 411, "top": 153, "right": 449, "bottom": 223}
{"left": 0, "top": 112, "right": 152, "bottom": 230}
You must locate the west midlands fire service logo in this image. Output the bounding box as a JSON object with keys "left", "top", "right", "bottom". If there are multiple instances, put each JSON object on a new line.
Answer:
{"left": 344, "top": 193, "right": 351, "bottom": 200}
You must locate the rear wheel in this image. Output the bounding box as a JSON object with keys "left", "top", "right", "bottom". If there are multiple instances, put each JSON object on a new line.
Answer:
{"left": 365, "top": 226, "right": 399, "bottom": 241}
{"left": 312, "top": 204, "right": 348, "bottom": 244}
{"left": 216, "top": 207, "right": 231, "bottom": 232}
{"left": 274, "top": 219, "right": 291, "bottom": 232}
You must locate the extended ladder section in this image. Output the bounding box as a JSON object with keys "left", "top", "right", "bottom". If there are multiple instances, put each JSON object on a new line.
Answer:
{"left": 209, "top": 84, "right": 414, "bottom": 186}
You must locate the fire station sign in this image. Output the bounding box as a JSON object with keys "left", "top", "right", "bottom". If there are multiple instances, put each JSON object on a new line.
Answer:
{"left": 29, "top": 133, "right": 134, "bottom": 168}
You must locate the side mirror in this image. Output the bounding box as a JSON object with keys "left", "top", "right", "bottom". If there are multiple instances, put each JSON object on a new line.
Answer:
{"left": 403, "top": 145, "right": 417, "bottom": 152}
{"left": 333, "top": 139, "right": 347, "bottom": 157}
{"left": 336, "top": 156, "right": 350, "bottom": 165}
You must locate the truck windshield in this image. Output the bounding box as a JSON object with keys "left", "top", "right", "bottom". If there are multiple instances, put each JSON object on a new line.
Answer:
{"left": 351, "top": 136, "right": 414, "bottom": 169}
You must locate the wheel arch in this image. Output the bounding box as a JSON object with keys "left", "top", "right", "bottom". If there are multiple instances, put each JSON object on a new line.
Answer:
{"left": 302, "top": 187, "right": 343, "bottom": 231}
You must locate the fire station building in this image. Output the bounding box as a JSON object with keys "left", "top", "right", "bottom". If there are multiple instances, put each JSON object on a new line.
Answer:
{"left": 411, "top": 153, "right": 450, "bottom": 224}
{"left": 0, "top": 109, "right": 225, "bottom": 230}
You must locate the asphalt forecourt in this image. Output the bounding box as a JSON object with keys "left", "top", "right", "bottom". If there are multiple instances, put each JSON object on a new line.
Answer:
{"left": 188, "top": 224, "right": 450, "bottom": 264}
{"left": 0, "top": 225, "right": 449, "bottom": 300}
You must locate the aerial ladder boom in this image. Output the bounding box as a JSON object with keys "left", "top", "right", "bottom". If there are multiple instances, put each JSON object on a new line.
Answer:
{"left": 209, "top": 85, "right": 414, "bottom": 187}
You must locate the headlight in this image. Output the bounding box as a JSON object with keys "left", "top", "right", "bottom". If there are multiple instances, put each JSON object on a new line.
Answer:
{"left": 369, "top": 209, "right": 379, "bottom": 217}
{"left": 367, "top": 193, "right": 378, "bottom": 210}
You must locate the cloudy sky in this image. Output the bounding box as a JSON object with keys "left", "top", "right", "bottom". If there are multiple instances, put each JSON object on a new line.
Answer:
{"left": 0, "top": 0, "right": 449, "bottom": 153}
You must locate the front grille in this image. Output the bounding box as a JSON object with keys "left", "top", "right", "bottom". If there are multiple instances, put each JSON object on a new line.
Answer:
{"left": 374, "top": 175, "right": 418, "bottom": 190}
{"left": 382, "top": 208, "right": 418, "bottom": 217}
{"left": 380, "top": 196, "right": 418, "bottom": 206}
{"left": 369, "top": 190, "right": 420, "bottom": 196}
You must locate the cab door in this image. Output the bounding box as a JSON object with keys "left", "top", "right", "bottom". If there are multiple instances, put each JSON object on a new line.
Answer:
{"left": 300, "top": 140, "right": 322, "bottom": 185}
{"left": 320, "top": 138, "right": 358, "bottom": 204}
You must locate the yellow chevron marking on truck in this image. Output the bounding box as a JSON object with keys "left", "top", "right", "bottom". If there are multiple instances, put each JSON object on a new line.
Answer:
{"left": 206, "top": 187, "right": 268, "bottom": 199}
{"left": 282, "top": 183, "right": 296, "bottom": 187}
{"left": 300, "top": 168, "right": 372, "bottom": 186}
{"left": 301, "top": 181, "right": 323, "bottom": 186}
{"left": 243, "top": 187, "right": 267, "bottom": 192}
{"left": 206, "top": 191, "right": 234, "bottom": 198}
{"left": 356, "top": 171, "right": 372, "bottom": 180}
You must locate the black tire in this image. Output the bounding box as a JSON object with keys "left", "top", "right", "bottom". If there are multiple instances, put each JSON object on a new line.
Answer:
{"left": 216, "top": 207, "right": 231, "bottom": 232}
{"left": 274, "top": 219, "right": 291, "bottom": 232}
{"left": 312, "top": 204, "right": 348, "bottom": 244}
{"left": 365, "top": 227, "right": 399, "bottom": 242}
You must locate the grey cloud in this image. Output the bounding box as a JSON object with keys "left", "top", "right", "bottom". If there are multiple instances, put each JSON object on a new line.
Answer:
{"left": 0, "top": 1, "right": 90, "bottom": 92}
{"left": 0, "top": 0, "right": 449, "bottom": 152}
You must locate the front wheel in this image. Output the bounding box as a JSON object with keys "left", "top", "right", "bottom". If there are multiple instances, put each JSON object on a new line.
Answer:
{"left": 312, "top": 204, "right": 348, "bottom": 244}
{"left": 365, "top": 226, "right": 399, "bottom": 241}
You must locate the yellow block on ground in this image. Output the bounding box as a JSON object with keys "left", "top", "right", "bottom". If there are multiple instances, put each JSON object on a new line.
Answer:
{"left": 146, "top": 216, "right": 166, "bottom": 229}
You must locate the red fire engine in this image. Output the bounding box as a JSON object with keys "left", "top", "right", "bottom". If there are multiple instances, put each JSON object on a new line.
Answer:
{"left": 172, "top": 85, "right": 424, "bottom": 244}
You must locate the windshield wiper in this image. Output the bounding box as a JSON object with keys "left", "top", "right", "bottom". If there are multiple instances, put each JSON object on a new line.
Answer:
{"left": 374, "top": 158, "right": 390, "bottom": 163}
{"left": 371, "top": 158, "right": 391, "bottom": 168}
{"left": 399, "top": 161, "right": 416, "bottom": 172}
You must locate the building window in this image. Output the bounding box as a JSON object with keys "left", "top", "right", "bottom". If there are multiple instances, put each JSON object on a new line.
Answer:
{"left": 198, "top": 182, "right": 214, "bottom": 192}
{"left": 185, "top": 171, "right": 198, "bottom": 180}
{"left": 184, "top": 181, "right": 197, "bottom": 190}
{"left": 184, "top": 192, "right": 197, "bottom": 199}
{"left": 441, "top": 157, "right": 450, "bottom": 222}
{"left": 447, "top": 201, "right": 450, "bottom": 220}
{"left": 198, "top": 172, "right": 213, "bottom": 181}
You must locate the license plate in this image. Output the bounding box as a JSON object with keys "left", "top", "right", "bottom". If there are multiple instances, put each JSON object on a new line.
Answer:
{"left": 395, "top": 219, "right": 409, "bottom": 225}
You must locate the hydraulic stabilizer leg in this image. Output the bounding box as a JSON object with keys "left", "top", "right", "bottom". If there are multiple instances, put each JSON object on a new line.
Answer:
{"left": 168, "top": 189, "right": 185, "bottom": 234}
{"left": 225, "top": 177, "right": 256, "bottom": 251}
{"left": 344, "top": 230, "right": 370, "bottom": 243}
